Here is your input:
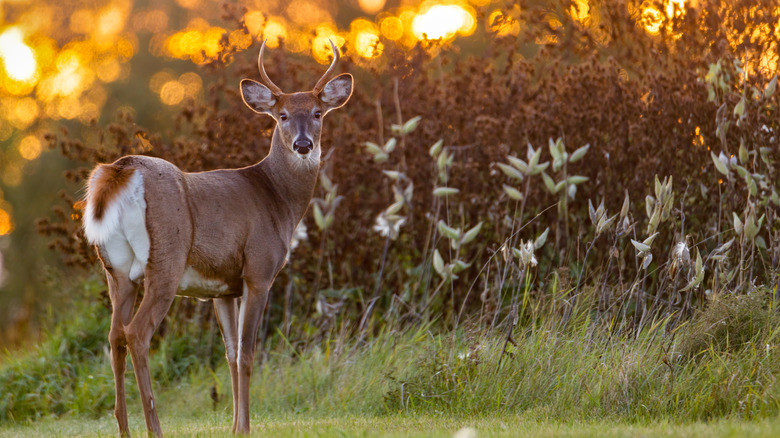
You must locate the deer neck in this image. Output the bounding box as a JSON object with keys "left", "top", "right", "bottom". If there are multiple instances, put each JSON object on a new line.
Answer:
{"left": 253, "top": 127, "right": 320, "bottom": 226}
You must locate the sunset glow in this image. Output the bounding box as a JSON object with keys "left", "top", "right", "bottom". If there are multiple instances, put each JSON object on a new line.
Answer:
{"left": 412, "top": 4, "right": 476, "bottom": 40}
{"left": 0, "top": 28, "right": 38, "bottom": 84}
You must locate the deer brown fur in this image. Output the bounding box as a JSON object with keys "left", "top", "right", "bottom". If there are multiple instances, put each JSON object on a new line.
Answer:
{"left": 82, "top": 40, "right": 352, "bottom": 436}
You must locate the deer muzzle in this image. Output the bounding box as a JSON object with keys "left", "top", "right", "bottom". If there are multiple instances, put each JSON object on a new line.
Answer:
{"left": 293, "top": 139, "right": 313, "bottom": 155}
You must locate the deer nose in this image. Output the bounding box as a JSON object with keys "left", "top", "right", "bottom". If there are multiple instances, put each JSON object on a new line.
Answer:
{"left": 293, "top": 139, "right": 313, "bottom": 154}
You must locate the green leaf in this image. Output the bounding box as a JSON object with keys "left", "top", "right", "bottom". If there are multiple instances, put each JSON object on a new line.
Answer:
{"left": 432, "top": 249, "right": 444, "bottom": 275}
{"left": 734, "top": 96, "right": 746, "bottom": 118}
{"left": 554, "top": 180, "right": 566, "bottom": 194}
{"left": 541, "top": 172, "right": 556, "bottom": 194}
{"left": 384, "top": 138, "right": 397, "bottom": 153}
{"left": 738, "top": 142, "right": 748, "bottom": 164}
{"left": 429, "top": 139, "right": 443, "bottom": 157}
{"left": 620, "top": 190, "right": 630, "bottom": 220}
{"left": 528, "top": 145, "right": 542, "bottom": 168}
{"left": 401, "top": 116, "right": 422, "bottom": 135}
{"left": 365, "top": 141, "right": 383, "bottom": 155}
{"left": 680, "top": 250, "right": 704, "bottom": 292}
{"left": 437, "top": 149, "right": 448, "bottom": 171}
{"left": 745, "top": 173, "right": 757, "bottom": 196}
{"left": 507, "top": 156, "right": 529, "bottom": 174}
{"left": 566, "top": 175, "right": 589, "bottom": 185}
{"left": 374, "top": 152, "right": 389, "bottom": 162}
{"left": 534, "top": 227, "right": 549, "bottom": 249}
{"left": 631, "top": 239, "right": 650, "bottom": 253}
{"left": 711, "top": 151, "right": 730, "bottom": 175}
{"left": 453, "top": 259, "right": 471, "bottom": 273}
{"left": 437, "top": 220, "right": 461, "bottom": 240}
{"left": 765, "top": 75, "right": 777, "bottom": 99}
{"left": 548, "top": 138, "right": 561, "bottom": 162}
{"left": 497, "top": 163, "right": 524, "bottom": 180}
{"left": 503, "top": 184, "right": 523, "bottom": 200}
{"left": 382, "top": 170, "right": 401, "bottom": 180}
{"left": 530, "top": 161, "right": 549, "bottom": 175}
{"left": 433, "top": 187, "right": 460, "bottom": 197}
{"left": 319, "top": 172, "right": 334, "bottom": 192}
{"left": 569, "top": 144, "right": 590, "bottom": 163}
{"left": 386, "top": 201, "right": 404, "bottom": 215}
{"left": 313, "top": 204, "right": 325, "bottom": 230}
{"left": 733, "top": 212, "right": 743, "bottom": 236}
{"left": 643, "top": 232, "right": 660, "bottom": 247}
{"left": 461, "top": 222, "right": 483, "bottom": 244}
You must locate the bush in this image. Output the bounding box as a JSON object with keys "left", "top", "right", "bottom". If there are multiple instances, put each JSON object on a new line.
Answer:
{"left": 677, "top": 290, "right": 780, "bottom": 360}
{"left": 37, "top": 0, "right": 780, "bottom": 335}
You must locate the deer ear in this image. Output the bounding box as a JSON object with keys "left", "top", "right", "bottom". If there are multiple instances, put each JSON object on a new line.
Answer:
{"left": 241, "top": 79, "right": 277, "bottom": 114}
{"left": 319, "top": 73, "right": 353, "bottom": 112}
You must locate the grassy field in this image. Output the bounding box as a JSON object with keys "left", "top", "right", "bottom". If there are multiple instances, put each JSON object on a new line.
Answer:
{"left": 2, "top": 288, "right": 780, "bottom": 437}
{"left": 4, "top": 410, "right": 780, "bottom": 437}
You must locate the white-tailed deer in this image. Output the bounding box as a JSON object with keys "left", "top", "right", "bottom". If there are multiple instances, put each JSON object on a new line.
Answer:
{"left": 82, "top": 41, "right": 352, "bottom": 436}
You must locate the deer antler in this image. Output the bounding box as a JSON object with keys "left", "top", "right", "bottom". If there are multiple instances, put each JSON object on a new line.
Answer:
{"left": 257, "top": 39, "right": 283, "bottom": 96}
{"left": 313, "top": 40, "right": 340, "bottom": 94}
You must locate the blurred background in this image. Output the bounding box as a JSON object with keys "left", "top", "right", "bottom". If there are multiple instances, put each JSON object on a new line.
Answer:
{"left": 0, "top": 0, "right": 495, "bottom": 344}
{"left": 0, "top": 0, "right": 778, "bottom": 349}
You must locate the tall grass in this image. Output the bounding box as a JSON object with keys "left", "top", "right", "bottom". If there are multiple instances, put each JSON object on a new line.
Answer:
{"left": 3, "top": 283, "right": 779, "bottom": 424}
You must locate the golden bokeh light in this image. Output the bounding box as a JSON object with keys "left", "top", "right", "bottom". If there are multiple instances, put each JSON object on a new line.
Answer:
{"left": 18, "top": 135, "right": 42, "bottom": 160}
{"left": 160, "top": 80, "right": 185, "bottom": 105}
{"left": 356, "top": 30, "right": 382, "bottom": 58}
{"left": 359, "top": 0, "right": 386, "bottom": 15}
{"left": 312, "top": 25, "right": 346, "bottom": 64}
{"left": 179, "top": 72, "right": 203, "bottom": 96}
{"left": 70, "top": 9, "right": 96, "bottom": 35}
{"left": 96, "top": 6, "right": 127, "bottom": 39}
{"left": 263, "top": 18, "right": 288, "bottom": 49}
{"left": 2, "top": 163, "right": 22, "bottom": 187}
{"left": 0, "top": 28, "right": 38, "bottom": 84}
{"left": 351, "top": 19, "right": 383, "bottom": 59}
{"left": 412, "top": 3, "right": 476, "bottom": 41}
{"left": 642, "top": 7, "right": 663, "bottom": 34}
{"left": 10, "top": 97, "right": 39, "bottom": 129}
{"left": 571, "top": 0, "right": 590, "bottom": 23}
{"left": 380, "top": 16, "right": 404, "bottom": 40}
{"left": 244, "top": 11, "right": 266, "bottom": 37}
{"left": 286, "top": 0, "right": 333, "bottom": 27}
{"left": 642, "top": 0, "right": 687, "bottom": 34}
{"left": 0, "top": 208, "right": 13, "bottom": 236}
{"left": 488, "top": 8, "right": 521, "bottom": 37}
{"left": 96, "top": 58, "right": 122, "bottom": 83}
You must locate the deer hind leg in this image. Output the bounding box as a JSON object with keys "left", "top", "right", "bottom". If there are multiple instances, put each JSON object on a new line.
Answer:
{"left": 125, "top": 264, "right": 184, "bottom": 438}
{"left": 235, "top": 279, "right": 271, "bottom": 434}
{"left": 213, "top": 297, "right": 240, "bottom": 433}
{"left": 106, "top": 270, "right": 139, "bottom": 438}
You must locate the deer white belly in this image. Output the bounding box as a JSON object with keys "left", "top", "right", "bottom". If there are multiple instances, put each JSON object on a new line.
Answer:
{"left": 177, "top": 266, "right": 229, "bottom": 297}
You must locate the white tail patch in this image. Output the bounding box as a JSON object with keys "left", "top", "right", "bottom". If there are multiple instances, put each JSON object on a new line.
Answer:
{"left": 84, "top": 170, "right": 150, "bottom": 281}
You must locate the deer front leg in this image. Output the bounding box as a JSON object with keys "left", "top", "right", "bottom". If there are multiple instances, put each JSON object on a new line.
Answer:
{"left": 235, "top": 279, "right": 270, "bottom": 434}
{"left": 107, "top": 272, "right": 139, "bottom": 438}
{"left": 213, "top": 297, "right": 240, "bottom": 433}
{"left": 125, "top": 273, "right": 179, "bottom": 437}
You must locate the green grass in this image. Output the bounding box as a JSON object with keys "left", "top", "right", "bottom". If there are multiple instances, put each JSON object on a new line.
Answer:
{"left": 2, "top": 285, "right": 780, "bottom": 436}
{"left": 4, "top": 411, "right": 780, "bottom": 437}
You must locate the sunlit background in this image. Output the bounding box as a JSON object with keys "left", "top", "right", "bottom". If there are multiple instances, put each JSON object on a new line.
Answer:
{"left": 0, "top": 0, "right": 778, "bottom": 341}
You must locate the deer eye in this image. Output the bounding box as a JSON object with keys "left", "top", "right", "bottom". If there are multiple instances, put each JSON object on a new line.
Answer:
{"left": 313, "top": 111, "right": 321, "bottom": 120}
{"left": 279, "top": 113, "right": 288, "bottom": 121}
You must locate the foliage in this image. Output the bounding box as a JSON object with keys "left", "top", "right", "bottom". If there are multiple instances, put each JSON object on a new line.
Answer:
{"left": 0, "top": 277, "right": 223, "bottom": 422}
{"left": 3, "top": 288, "right": 780, "bottom": 425}
{"left": 32, "top": 0, "right": 780, "bottom": 348}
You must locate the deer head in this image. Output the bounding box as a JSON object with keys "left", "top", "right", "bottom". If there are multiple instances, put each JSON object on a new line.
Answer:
{"left": 239, "top": 40, "right": 353, "bottom": 158}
